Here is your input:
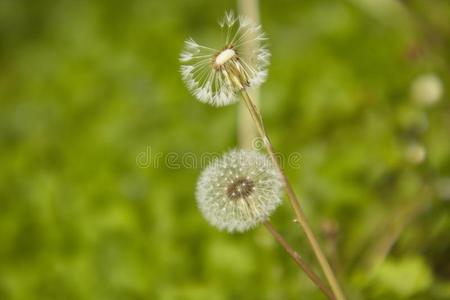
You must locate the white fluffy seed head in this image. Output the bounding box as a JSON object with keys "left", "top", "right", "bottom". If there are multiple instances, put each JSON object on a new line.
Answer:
{"left": 196, "top": 149, "right": 283, "bottom": 233}
{"left": 410, "top": 73, "right": 443, "bottom": 106}
{"left": 180, "top": 11, "right": 270, "bottom": 107}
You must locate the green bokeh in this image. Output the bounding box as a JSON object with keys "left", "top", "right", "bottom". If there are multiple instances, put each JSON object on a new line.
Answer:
{"left": 0, "top": 0, "right": 449, "bottom": 299}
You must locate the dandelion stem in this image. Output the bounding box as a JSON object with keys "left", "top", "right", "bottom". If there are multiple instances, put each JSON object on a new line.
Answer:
{"left": 264, "top": 221, "right": 336, "bottom": 300}
{"left": 240, "top": 89, "right": 346, "bottom": 300}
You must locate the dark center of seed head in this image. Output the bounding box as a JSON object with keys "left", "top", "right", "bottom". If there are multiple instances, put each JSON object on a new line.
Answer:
{"left": 226, "top": 177, "right": 255, "bottom": 200}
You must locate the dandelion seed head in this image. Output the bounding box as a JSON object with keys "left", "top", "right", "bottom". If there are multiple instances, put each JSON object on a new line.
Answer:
{"left": 180, "top": 11, "right": 270, "bottom": 106}
{"left": 196, "top": 149, "right": 283, "bottom": 233}
{"left": 411, "top": 73, "right": 443, "bottom": 106}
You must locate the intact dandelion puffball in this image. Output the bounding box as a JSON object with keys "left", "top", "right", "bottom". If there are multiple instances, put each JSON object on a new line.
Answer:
{"left": 180, "top": 11, "right": 270, "bottom": 106}
{"left": 411, "top": 73, "right": 443, "bottom": 106}
{"left": 196, "top": 149, "right": 283, "bottom": 233}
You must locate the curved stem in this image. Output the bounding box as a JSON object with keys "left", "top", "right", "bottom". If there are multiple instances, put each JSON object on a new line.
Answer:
{"left": 240, "top": 89, "right": 346, "bottom": 300}
{"left": 264, "top": 221, "right": 336, "bottom": 300}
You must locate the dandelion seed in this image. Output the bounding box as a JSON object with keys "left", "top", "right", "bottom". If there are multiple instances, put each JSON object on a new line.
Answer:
{"left": 196, "top": 149, "right": 283, "bottom": 233}
{"left": 180, "top": 11, "right": 270, "bottom": 106}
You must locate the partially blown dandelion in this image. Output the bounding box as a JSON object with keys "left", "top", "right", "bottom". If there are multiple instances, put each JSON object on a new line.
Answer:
{"left": 196, "top": 149, "right": 282, "bottom": 232}
{"left": 180, "top": 11, "right": 270, "bottom": 106}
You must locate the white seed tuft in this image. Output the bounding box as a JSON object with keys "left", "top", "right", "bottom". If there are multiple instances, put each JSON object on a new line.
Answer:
{"left": 180, "top": 11, "right": 270, "bottom": 106}
{"left": 196, "top": 149, "right": 283, "bottom": 233}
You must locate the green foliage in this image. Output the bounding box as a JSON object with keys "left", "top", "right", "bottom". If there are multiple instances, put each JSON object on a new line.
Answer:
{"left": 374, "top": 256, "right": 433, "bottom": 297}
{"left": 0, "top": 0, "right": 449, "bottom": 299}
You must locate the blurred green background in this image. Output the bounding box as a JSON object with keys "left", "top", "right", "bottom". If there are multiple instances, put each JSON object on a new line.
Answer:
{"left": 0, "top": 0, "right": 449, "bottom": 299}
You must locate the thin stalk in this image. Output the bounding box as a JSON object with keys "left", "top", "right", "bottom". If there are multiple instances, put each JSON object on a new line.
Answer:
{"left": 264, "top": 221, "right": 336, "bottom": 300}
{"left": 240, "top": 89, "right": 346, "bottom": 300}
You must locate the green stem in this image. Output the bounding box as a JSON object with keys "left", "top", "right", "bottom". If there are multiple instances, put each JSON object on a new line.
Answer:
{"left": 264, "top": 221, "right": 336, "bottom": 300}
{"left": 240, "top": 89, "right": 346, "bottom": 300}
